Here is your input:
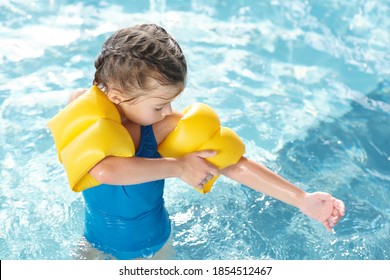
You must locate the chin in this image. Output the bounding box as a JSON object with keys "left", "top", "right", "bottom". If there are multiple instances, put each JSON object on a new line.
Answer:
{"left": 139, "top": 119, "right": 162, "bottom": 126}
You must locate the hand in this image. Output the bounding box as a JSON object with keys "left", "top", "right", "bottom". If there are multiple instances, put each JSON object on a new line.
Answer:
{"left": 177, "top": 150, "right": 220, "bottom": 190}
{"left": 298, "top": 192, "right": 345, "bottom": 232}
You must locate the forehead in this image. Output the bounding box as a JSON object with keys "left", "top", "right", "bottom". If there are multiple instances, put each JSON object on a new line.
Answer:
{"left": 146, "top": 80, "right": 184, "bottom": 102}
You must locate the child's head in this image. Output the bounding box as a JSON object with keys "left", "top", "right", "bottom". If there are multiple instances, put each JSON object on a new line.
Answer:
{"left": 93, "top": 24, "right": 187, "bottom": 125}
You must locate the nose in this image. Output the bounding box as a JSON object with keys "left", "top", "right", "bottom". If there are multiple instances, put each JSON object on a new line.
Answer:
{"left": 161, "top": 103, "right": 172, "bottom": 117}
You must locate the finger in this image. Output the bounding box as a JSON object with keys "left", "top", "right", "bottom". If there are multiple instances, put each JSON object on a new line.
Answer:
{"left": 332, "top": 208, "right": 342, "bottom": 220}
{"left": 200, "top": 178, "right": 208, "bottom": 185}
{"left": 196, "top": 150, "right": 218, "bottom": 159}
{"left": 322, "top": 220, "right": 333, "bottom": 232}
{"left": 205, "top": 173, "right": 213, "bottom": 181}
{"left": 200, "top": 173, "right": 215, "bottom": 185}
{"left": 207, "top": 165, "right": 220, "bottom": 178}
{"left": 334, "top": 199, "right": 346, "bottom": 216}
{"left": 328, "top": 215, "right": 339, "bottom": 226}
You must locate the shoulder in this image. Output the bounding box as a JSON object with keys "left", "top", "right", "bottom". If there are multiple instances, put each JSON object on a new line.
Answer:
{"left": 153, "top": 111, "right": 183, "bottom": 145}
{"left": 67, "top": 88, "right": 87, "bottom": 104}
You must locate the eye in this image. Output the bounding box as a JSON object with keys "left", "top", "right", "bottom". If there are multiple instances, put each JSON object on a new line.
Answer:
{"left": 155, "top": 102, "right": 170, "bottom": 111}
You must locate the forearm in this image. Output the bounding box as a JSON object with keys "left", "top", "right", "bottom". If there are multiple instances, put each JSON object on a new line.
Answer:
{"left": 89, "top": 156, "right": 179, "bottom": 185}
{"left": 221, "top": 156, "right": 306, "bottom": 208}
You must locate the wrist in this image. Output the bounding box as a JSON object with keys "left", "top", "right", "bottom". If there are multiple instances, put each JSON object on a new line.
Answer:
{"left": 295, "top": 191, "right": 309, "bottom": 211}
{"left": 164, "top": 157, "right": 182, "bottom": 179}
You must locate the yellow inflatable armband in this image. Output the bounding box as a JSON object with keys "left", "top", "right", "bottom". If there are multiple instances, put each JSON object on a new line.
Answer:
{"left": 48, "top": 86, "right": 135, "bottom": 192}
{"left": 158, "top": 103, "right": 245, "bottom": 194}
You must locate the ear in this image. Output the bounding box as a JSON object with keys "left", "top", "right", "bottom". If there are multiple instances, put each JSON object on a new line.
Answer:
{"left": 106, "top": 89, "right": 123, "bottom": 105}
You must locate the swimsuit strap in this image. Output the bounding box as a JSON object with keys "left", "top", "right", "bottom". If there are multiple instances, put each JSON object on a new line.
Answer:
{"left": 136, "top": 125, "right": 160, "bottom": 158}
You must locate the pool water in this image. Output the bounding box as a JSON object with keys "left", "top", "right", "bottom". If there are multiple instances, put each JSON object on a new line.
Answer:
{"left": 0, "top": 0, "right": 389, "bottom": 260}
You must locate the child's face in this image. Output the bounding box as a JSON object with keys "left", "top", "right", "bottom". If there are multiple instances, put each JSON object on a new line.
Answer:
{"left": 115, "top": 81, "right": 183, "bottom": 126}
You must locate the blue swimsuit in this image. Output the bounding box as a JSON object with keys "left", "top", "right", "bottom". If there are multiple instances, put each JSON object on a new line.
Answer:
{"left": 82, "top": 125, "right": 171, "bottom": 259}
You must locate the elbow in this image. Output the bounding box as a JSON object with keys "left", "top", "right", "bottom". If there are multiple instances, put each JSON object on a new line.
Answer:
{"left": 89, "top": 158, "right": 115, "bottom": 184}
{"left": 68, "top": 89, "right": 87, "bottom": 104}
{"left": 221, "top": 156, "right": 248, "bottom": 178}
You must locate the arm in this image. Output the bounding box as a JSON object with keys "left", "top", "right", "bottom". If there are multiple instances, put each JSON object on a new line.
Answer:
{"left": 89, "top": 112, "right": 219, "bottom": 187}
{"left": 68, "top": 88, "right": 87, "bottom": 103}
{"left": 221, "top": 157, "right": 345, "bottom": 231}
{"left": 89, "top": 151, "right": 218, "bottom": 187}
{"left": 90, "top": 156, "right": 179, "bottom": 185}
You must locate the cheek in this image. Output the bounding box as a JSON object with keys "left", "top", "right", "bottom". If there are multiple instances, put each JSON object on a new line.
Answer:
{"left": 148, "top": 110, "right": 164, "bottom": 122}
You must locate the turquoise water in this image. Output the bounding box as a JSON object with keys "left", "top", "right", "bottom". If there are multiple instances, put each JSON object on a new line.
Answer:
{"left": 0, "top": 0, "right": 389, "bottom": 260}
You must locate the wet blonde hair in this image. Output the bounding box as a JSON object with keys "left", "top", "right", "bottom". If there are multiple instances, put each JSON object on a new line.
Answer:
{"left": 93, "top": 24, "right": 187, "bottom": 101}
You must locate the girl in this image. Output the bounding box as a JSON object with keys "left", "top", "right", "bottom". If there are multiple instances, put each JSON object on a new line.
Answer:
{"left": 67, "top": 24, "right": 345, "bottom": 259}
